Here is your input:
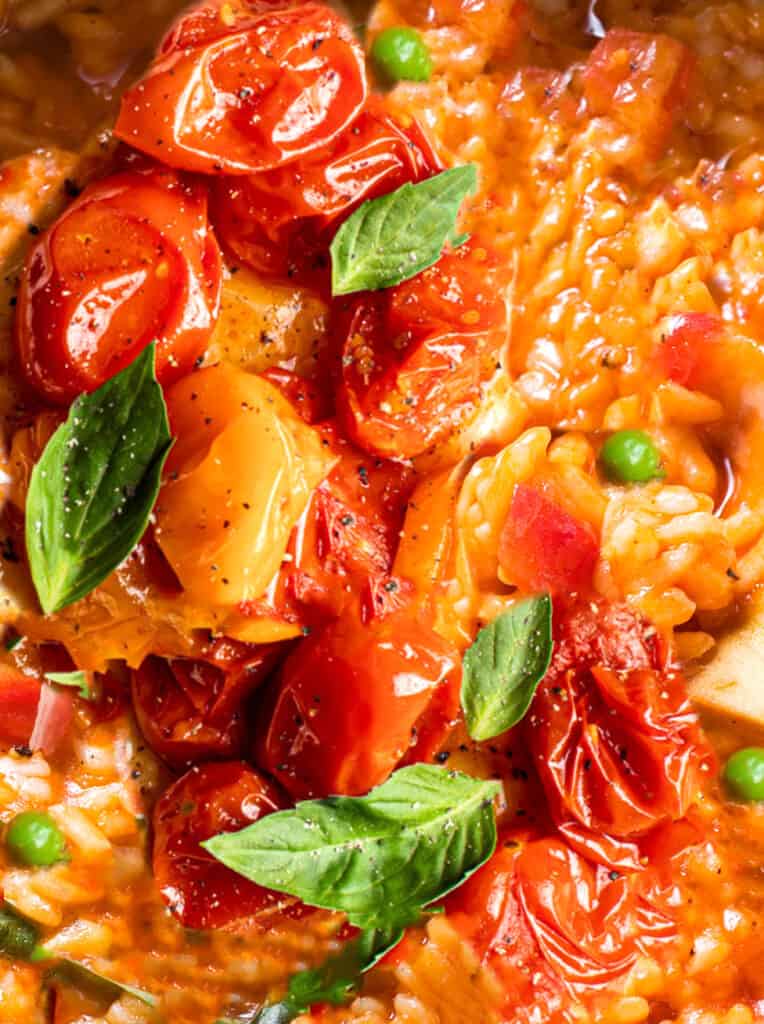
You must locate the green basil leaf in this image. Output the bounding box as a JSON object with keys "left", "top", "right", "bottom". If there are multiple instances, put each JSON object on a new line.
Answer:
{"left": 461, "top": 594, "right": 554, "bottom": 742}
{"left": 45, "top": 670, "right": 93, "bottom": 701}
{"left": 4, "top": 633, "right": 22, "bottom": 651}
{"left": 26, "top": 344, "right": 172, "bottom": 614}
{"left": 203, "top": 764, "right": 499, "bottom": 929}
{"left": 330, "top": 165, "right": 478, "bottom": 295}
{"left": 0, "top": 902, "right": 42, "bottom": 961}
{"left": 47, "top": 958, "right": 156, "bottom": 1008}
{"left": 253, "top": 923, "right": 403, "bottom": 1023}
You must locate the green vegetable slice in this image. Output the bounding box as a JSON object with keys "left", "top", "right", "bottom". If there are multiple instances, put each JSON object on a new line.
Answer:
{"left": 461, "top": 595, "right": 554, "bottom": 741}
{"left": 204, "top": 764, "right": 500, "bottom": 930}
{"left": 26, "top": 343, "right": 172, "bottom": 614}
{"left": 0, "top": 902, "right": 43, "bottom": 961}
{"left": 47, "top": 959, "right": 156, "bottom": 1008}
{"left": 45, "top": 670, "right": 93, "bottom": 700}
{"left": 330, "top": 165, "right": 478, "bottom": 295}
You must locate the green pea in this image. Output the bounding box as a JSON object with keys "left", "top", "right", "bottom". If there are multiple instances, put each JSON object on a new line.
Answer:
{"left": 371, "top": 27, "right": 432, "bottom": 84}
{"left": 5, "top": 811, "right": 68, "bottom": 867}
{"left": 600, "top": 429, "right": 665, "bottom": 484}
{"left": 724, "top": 747, "right": 764, "bottom": 802}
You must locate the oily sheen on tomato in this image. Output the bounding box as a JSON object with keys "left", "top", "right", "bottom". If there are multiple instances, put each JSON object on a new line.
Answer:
{"left": 16, "top": 165, "right": 221, "bottom": 404}
{"left": 523, "top": 600, "right": 712, "bottom": 867}
{"left": 211, "top": 99, "right": 441, "bottom": 279}
{"left": 153, "top": 760, "right": 291, "bottom": 929}
{"left": 256, "top": 605, "right": 461, "bottom": 798}
{"left": 131, "top": 640, "right": 284, "bottom": 769}
{"left": 334, "top": 239, "right": 508, "bottom": 459}
{"left": 114, "top": 0, "right": 367, "bottom": 175}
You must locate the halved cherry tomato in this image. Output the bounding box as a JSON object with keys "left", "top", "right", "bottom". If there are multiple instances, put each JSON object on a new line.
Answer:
{"left": 498, "top": 482, "right": 599, "bottom": 597}
{"left": 255, "top": 603, "right": 461, "bottom": 797}
{"left": 15, "top": 165, "right": 221, "bottom": 404}
{"left": 656, "top": 312, "right": 722, "bottom": 387}
{"left": 132, "top": 640, "right": 284, "bottom": 768}
{"left": 153, "top": 760, "right": 290, "bottom": 929}
{"left": 115, "top": 0, "right": 367, "bottom": 176}
{"left": 582, "top": 30, "right": 694, "bottom": 156}
{"left": 334, "top": 239, "right": 508, "bottom": 459}
{"left": 211, "top": 99, "right": 440, "bottom": 280}
{"left": 524, "top": 600, "right": 712, "bottom": 863}
{"left": 0, "top": 666, "right": 41, "bottom": 747}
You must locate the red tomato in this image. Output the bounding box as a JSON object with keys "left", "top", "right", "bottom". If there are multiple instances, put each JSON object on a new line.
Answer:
{"left": 334, "top": 240, "right": 508, "bottom": 459}
{"left": 0, "top": 666, "right": 41, "bottom": 747}
{"left": 153, "top": 760, "right": 290, "bottom": 929}
{"left": 524, "top": 600, "right": 712, "bottom": 863}
{"left": 115, "top": 0, "right": 366, "bottom": 176}
{"left": 16, "top": 166, "right": 221, "bottom": 404}
{"left": 132, "top": 640, "right": 283, "bottom": 768}
{"left": 255, "top": 605, "right": 461, "bottom": 797}
{"left": 211, "top": 99, "right": 440, "bottom": 279}
{"left": 582, "top": 30, "right": 694, "bottom": 155}
{"left": 498, "top": 483, "right": 599, "bottom": 597}
{"left": 656, "top": 312, "right": 722, "bottom": 386}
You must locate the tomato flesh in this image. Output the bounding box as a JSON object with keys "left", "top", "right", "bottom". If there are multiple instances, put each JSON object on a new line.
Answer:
{"left": 115, "top": 0, "right": 367, "bottom": 176}
{"left": 657, "top": 312, "right": 722, "bottom": 387}
{"left": 0, "top": 667, "right": 41, "bottom": 747}
{"left": 255, "top": 604, "right": 461, "bottom": 798}
{"left": 153, "top": 760, "right": 290, "bottom": 929}
{"left": 15, "top": 166, "right": 221, "bottom": 403}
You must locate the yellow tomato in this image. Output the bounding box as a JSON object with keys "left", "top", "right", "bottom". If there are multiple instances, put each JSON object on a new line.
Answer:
{"left": 154, "top": 364, "right": 337, "bottom": 606}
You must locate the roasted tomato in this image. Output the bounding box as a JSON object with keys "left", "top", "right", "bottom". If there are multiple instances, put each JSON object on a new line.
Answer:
{"left": 211, "top": 99, "right": 440, "bottom": 279}
{"left": 524, "top": 601, "right": 712, "bottom": 866}
{"left": 15, "top": 165, "right": 221, "bottom": 404}
{"left": 256, "top": 603, "right": 461, "bottom": 798}
{"left": 115, "top": 0, "right": 367, "bottom": 176}
{"left": 132, "top": 640, "right": 284, "bottom": 768}
{"left": 153, "top": 760, "right": 291, "bottom": 929}
{"left": 498, "top": 482, "right": 599, "bottom": 597}
{"left": 334, "top": 239, "right": 508, "bottom": 459}
{"left": 0, "top": 666, "right": 41, "bottom": 746}
{"left": 582, "top": 30, "right": 694, "bottom": 156}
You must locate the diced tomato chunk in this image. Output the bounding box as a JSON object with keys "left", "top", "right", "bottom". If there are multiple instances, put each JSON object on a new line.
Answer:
{"left": 656, "top": 312, "right": 722, "bottom": 387}
{"left": 0, "top": 666, "right": 41, "bottom": 747}
{"left": 498, "top": 483, "right": 599, "bottom": 596}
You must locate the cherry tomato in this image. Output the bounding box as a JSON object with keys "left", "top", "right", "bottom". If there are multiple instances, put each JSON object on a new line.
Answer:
{"left": 524, "top": 600, "right": 712, "bottom": 862}
{"left": 334, "top": 239, "right": 508, "bottom": 459}
{"left": 115, "top": 0, "right": 367, "bottom": 176}
{"left": 255, "top": 604, "right": 461, "bottom": 797}
{"left": 153, "top": 760, "right": 290, "bottom": 929}
{"left": 211, "top": 99, "right": 440, "bottom": 280}
{"left": 498, "top": 482, "right": 599, "bottom": 597}
{"left": 582, "top": 30, "right": 694, "bottom": 156}
{"left": 0, "top": 666, "right": 41, "bottom": 747}
{"left": 656, "top": 312, "right": 722, "bottom": 387}
{"left": 16, "top": 166, "right": 221, "bottom": 404}
{"left": 132, "top": 640, "right": 284, "bottom": 768}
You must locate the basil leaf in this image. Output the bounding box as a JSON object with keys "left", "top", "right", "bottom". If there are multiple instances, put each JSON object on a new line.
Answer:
{"left": 461, "top": 594, "right": 554, "bottom": 742}
{"left": 4, "top": 633, "right": 22, "bottom": 651}
{"left": 330, "top": 165, "right": 478, "bottom": 295}
{"left": 26, "top": 344, "right": 172, "bottom": 615}
{"left": 0, "top": 902, "right": 42, "bottom": 961}
{"left": 203, "top": 764, "right": 499, "bottom": 929}
{"left": 47, "top": 958, "right": 156, "bottom": 1008}
{"left": 45, "top": 670, "right": 93, "bottom": 700}
{"left": 253, "top": 924, "right": 402, "bottom": 1023}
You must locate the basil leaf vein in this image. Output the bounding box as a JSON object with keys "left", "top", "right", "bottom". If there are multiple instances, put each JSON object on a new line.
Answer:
{"left": 461, "top": 594, "right": 554, "bottom": 742}
{"left": 45, "top": 670, "right": 93, "bottom": 700}
{"left": 330, "top": 165, "right": 478, "bottom": 295}
{"left": 203, "top": 764, "right": 500, "bottom": 929}
{"left": 25, "top": 344, "right": 172, "bottom": 614}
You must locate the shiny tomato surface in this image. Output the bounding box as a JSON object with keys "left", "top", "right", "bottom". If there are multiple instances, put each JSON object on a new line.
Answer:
{"left": 16, "top": 165, "right": 221, "bottom": 403}
{"left": 212, "top": 99, "right": 441, "bottom": 279}
{"left": 0, "top": 666, "right": 41, "bottom": 746}
{"left": 153, "top": 760, "right": 290, "bottom": 929}
{"left": 256, "top": 604, "right": 461, "bottom": 798}
{"left": 335, "top": 239, "right": 508, "bottom": 459}
{"left": 524, "top": 601, "right": 712, "bottom": 867}
{"left": 132, "top": 640, "right": 284, "bottom": 768}
{"left": 115, "top": 0, "right": 367, "bottom": 175}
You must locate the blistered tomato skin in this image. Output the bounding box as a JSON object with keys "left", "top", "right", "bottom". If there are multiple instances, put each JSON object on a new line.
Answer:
{"left": 114, "top": 0, "right": 367, "bottom": 176}
{"left": 335, "top": 239, "right": 508, "bottom": 459}
{"left": 153, "top": 760, "right": 292, "bottom": 929}
{"left": 256, "top": 606, "right": 462, "bottom": 798}
{"left": 15, "top": 166, "right": 221, "bottom": 404}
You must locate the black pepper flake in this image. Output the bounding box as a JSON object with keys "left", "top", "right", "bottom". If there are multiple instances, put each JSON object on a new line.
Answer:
{"left": 27, "top": 224, "right": 40, "bottom": 236}
{"left": 608, "top": 870, "right": 620, "bottom": 881}
{"left": 13, "top": 744, "right": 32, "bottom": 758}
{"left": 435, "top": 751, "right": 450, "bottom": 764}
{"left": 0, "top": 537, "right": 19, "bottom": 563}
